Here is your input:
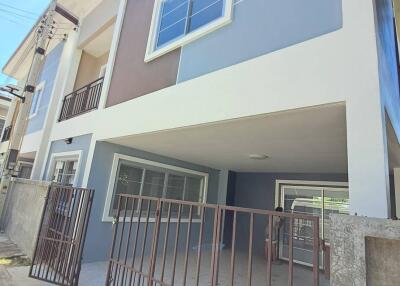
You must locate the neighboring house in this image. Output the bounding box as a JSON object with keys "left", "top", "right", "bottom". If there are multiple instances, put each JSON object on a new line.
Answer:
{"left": 2, "top": 0, "right": 400, "bottom": 285}
{"left": 0, "top": 96, "right": 11, "bottom": 132}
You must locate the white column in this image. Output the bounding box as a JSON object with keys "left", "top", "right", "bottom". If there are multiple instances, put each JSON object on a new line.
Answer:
{"left": 346, "top": 99, "right": 391, "bottom": 218}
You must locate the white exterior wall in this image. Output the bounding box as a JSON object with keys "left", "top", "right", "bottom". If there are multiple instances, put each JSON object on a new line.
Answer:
{"left": 43, "top": 0, "right": 399, "bottom": 218}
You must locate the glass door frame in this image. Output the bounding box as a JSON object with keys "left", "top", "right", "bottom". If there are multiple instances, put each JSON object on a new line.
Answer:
{"left": 274, "top": 180, "right": 349, "bottom": 268}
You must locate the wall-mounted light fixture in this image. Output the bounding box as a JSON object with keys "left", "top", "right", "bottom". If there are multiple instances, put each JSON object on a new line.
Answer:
{"left": 64, "top": 137, "right": 73, "bottom": 144}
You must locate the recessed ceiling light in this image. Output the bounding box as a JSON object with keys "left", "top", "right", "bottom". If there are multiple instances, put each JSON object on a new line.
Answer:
{"left": 248, "top": 154, "right": 269, "bottom": 160}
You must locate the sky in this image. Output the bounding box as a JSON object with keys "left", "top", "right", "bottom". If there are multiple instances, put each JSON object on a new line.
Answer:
{"left": 0, "top": 0, "right": 51, "bottom": 86}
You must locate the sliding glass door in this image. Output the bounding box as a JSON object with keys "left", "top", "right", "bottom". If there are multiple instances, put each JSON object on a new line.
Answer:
{"left": 279, "top": 184, "right": 349, "bottom": 268}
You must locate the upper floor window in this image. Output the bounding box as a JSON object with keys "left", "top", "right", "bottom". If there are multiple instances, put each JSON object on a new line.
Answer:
{"left": 145, "top": 0, "right": 233, "bottom": 62}
{"left": 29, "top": 81, "right": 45, "bottom": 118}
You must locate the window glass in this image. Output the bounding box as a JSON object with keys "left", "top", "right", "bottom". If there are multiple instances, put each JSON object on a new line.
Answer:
{"left": 142, "top": 170, "right": 165, "bottom": 197}
{"left": 185, "top": 176, "right": 202, "bottom": 202}
{"left": 155, "top": 0, "right": 225, "bottom": 49}
{"left": 52, "top": 159, "right": 78, "bottom": 186}
{"left": 112, "top": 163, "right": 143, "bottom": 211}
{"left": 109, "top": 158, "right": 206, "bottom": 218}
{"left": 30, "top": 87, "right": 43, "bottom": 116}
{"left": 189, "top": 0, "right": 224, "bottom": 32}
{"left": 157, "top": 17, "right": 186, "bottom": 48}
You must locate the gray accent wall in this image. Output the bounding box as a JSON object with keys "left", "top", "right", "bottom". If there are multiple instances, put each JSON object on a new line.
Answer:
{"left": 26, "top": 42, "right": 64, "bottom": 134}
{"left": 178, "top": 0, "right": 343, "bottom": 82}
{"left": 42, "top": 134, "right": 93, "bottom": 185}
{"left": 83, "top": 141, "right": 220, "bottom": 262}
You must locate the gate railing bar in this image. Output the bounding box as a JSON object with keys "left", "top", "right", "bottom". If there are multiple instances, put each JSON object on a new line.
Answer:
{"left": 288, "top": 217, "right": 294, "bottom": 286}
{"left": 160, "top": 202, "right": 172, "bottom": 282}
{"left": 64, "top": 188, "right": 82, "bottom": 285}
{"left": 229, "top": 211, "right": 237, "bottom": 286}
{"left": 210, "top": 203, "right": 219, "bottom": 286}
{"left": 182, "top": 204, "right": 193, "bottom": 286}
{"left": 312, "top": 217, "right": 320, "bottom": 286}
{"left": 137, "top": 200, "right": 151, "bottom": 286}
{"left": 107, "top": 195, "right": 121, "bottom": 286}
{"left": 247, "top": 212, "right": 254, "bottom": 286}
{"left": 170, "top": 204, "right": 182, "bottom": 286}
{"left": 116, "top": 196, "right": 128, "bottom": 285}
{"left": 195, "top": 206, "right": 205, "bottom": 286}
{"left": 148, "top": 200, "right": 162, "bottom": 286}
{"left": 121, "top": 197, "right": 136, "bottom": 285}
{"left": 267, "top": 214, "right": 273, "bottom": 286}
{"left": 129, "top": 198, "right": 143, "bottom": 286}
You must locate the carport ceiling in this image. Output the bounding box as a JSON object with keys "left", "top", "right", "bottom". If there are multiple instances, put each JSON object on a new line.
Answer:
{"left": 108, "top": 104, "right": 348, "bottom": 173}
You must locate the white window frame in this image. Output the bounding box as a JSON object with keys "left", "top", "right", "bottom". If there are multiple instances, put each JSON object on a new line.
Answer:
{"left": 103, "top": 153, "right": 209, "bottom": 222}
{"left": 29, "top": 81, "right": 45, "bottom": 119}
{"left": 145, "top": 0, "right": 234, "bottom": 62}
{"left": 46, "top": 151, "right": 82, "bottom": 187}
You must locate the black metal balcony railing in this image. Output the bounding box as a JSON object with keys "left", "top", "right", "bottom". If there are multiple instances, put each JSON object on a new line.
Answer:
{"left": 58, "top": 77, "right": 104, "bottom": 122}
{"left": 1, "top": 126, "right": 12, "bottom": 142}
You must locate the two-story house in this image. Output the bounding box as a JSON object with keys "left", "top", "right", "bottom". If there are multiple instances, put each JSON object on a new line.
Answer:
{"left": 2, "top": 0, "right": 400, "bottom": 285}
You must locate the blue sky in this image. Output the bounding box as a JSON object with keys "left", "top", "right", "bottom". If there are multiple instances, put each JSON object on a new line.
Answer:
{"left": 0, "top": 0, "right": 51, "bottom": 85}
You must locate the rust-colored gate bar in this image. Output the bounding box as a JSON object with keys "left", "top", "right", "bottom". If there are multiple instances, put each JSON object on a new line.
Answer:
{"left": 106, "top": 194, "right": 320, "bottom": 286}
{"left": 29, "top": 185, "right": 94, "bottom": 286}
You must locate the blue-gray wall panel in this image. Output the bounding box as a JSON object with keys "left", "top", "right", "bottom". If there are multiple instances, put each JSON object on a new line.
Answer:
{"left": 42, "top": 134, "right": 92, "bottom": 186}
{"left": 178, "top": 0, "right": 342, "bottom": 82}
{"left": 26, "top": 42, "right": 64, "bottom": 134}
{"left": 84, "top": 141, "right": 220, "bottom": 262}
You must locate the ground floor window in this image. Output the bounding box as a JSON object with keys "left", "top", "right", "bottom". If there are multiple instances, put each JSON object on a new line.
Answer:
{"left": 52, "top": 160, "right": 78, "bottom": 186}
{"left": 47, "top": 151, "right": 81, "bottom": 187}
{"left": 104, "top": 154, "right": 208, "bottom": 220}
{"left": 17, "top": 162, "right": 33, "bottom": 179}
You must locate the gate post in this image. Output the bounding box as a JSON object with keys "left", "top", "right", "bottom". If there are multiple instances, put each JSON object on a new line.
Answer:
{"left": 106, "top": 195, "right": 122, "bottom": 286}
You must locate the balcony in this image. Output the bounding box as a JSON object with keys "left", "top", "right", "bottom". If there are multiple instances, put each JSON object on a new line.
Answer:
{"left": 58, "top": 77, "right": 104, "bottom": 122}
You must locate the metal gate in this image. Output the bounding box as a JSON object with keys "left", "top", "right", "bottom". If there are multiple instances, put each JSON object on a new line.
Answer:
{"left": 106, "top": 194, "right": 320, "bottom": 286}
{"left": 29, "top": 185, "right": 94, "bottom": 286}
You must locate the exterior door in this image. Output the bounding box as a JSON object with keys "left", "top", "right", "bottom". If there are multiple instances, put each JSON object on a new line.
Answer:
{"left": 279, "top": 184, "right": 349, "bottom": 268}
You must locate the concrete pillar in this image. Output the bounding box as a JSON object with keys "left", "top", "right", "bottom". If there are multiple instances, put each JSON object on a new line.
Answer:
{"left": 346, "top": 100, "right": 391, "bottom": 218}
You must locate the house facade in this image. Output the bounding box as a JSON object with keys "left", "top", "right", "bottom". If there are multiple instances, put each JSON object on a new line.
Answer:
{"left": 1, "top": 0, "right": 400, "bottom": 284}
